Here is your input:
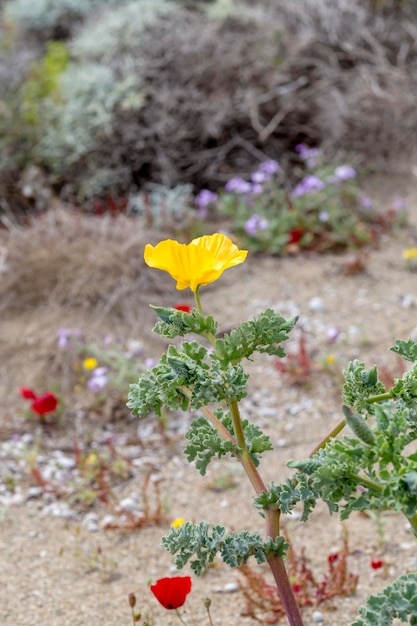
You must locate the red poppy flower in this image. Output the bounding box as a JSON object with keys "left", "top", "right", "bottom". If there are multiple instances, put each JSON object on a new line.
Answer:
{"left": 31, "top": 392, "right": 58, "bottom": 416}
{"left": 20, "top": 387, "right": 37, "bottom": 400}
{"left": 150, "top": 576, "right": 192, "bottom": 610}
{"left": 288, "top": 228, "right": 303, "bottom": 244}
{"left": 174, "top": 304, "right": 191, "bottom": 313}
{"left": 370, "top": 559, "right": 383, "bottom": 570}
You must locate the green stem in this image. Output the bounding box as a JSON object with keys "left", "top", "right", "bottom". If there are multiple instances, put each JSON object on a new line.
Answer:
{"left": 194, "top": 285, "right": 204, "bottom": 316}
{"left": 228, "top": 398, "right": 267, "bottom": 495}
{"left": 309, "top": 419, "right": 346, "bottom": 457}
{"left": 347, "top": 471, "right": 382, "bottom": 493}
{"left": 178, "top": 386, "right": 236, "bottom": 444}
{"left": 228, "top": 398, "right": 304, "bottom": 626}
{"left": 367, "top": 392, "right": 393, "bottom": 404}
{"left": 205, "top": 599, "right": 215, "bottom": 626}
{"left": 175, "top": 608, "right": 189, "bottom": 626}
{"left": 193, "top": 285, "right": 217, "bottom": 347}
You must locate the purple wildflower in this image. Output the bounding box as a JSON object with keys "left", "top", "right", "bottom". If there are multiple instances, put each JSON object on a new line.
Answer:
{"left": 195, "top": 189, "right": 218, "bottom": 209}
{"left": 334, "top": 165, "right": 356, "bottom": 181}
{"left": 295, "top": 144, "right": 320, "bottom": 167}
{"left": 391, "top": 197, "right": 405, "bottom": 212}
{"left": 126, "top": 339, "right": 144, "bottom": 357}
{"left": 291, "top": 175, "right": 325, "bottom": 198}
{"left": 57, "top": 328, "right": 82, "bottom": 349}
{"left": 258, "top": 159, "right": 281, "bottom": 175}
{"left": 87, "top": 367, "right": 109, "bottom": 394}
{"left": 249, "top": 183, "right": 264, "bottom": 195}
{"left": 325, "top": 327, "right": 340, "bottom": 345}
{"left": 359, "top": 196, "right": 373, "bottom": 209}
{"left": 251, "top": 171, "right": 268, "bottom": 184}
{"left": 244, "top": 214, "right": 269, "bottom": 235}
{"left": 319, "top": 211, "right": 329, "bottom": 222}
{"left": 224, "top": 177, "right": 252, "bottom": 194}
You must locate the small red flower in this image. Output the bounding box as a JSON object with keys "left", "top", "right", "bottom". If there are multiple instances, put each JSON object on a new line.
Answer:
{"left": 328, "top": 552, "right": 339, "bottom": 564}
{"left": 370, "top": 559, "right": 383, "bottom": 570}
{"left": 150, "top": 576, "right": 192, "bottom": 610}
{"left": 31, "top": 392, "right": 58, "bottom": 416}
{"left": 288, "top": 228, "right": 303, "bottom": 245}
{"left": 174, "top": 304, "right": 191, "bottom": 313}
{"left": 20, "top": 387, "right": 37, "bottom": 400}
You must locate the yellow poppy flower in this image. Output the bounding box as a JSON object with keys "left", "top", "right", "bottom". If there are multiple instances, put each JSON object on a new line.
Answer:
{"left": 144, "top": 233, "right": 248, "bottom": 292}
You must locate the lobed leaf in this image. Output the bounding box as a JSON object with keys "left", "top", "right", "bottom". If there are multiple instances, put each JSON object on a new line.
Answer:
{"left": 213, "top": 308, "right": 297, "bottom": 365}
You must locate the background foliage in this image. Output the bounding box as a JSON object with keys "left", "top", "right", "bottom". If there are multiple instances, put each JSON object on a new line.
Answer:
{"left": 1, "top": 0, "right": 417, "bottom": 209}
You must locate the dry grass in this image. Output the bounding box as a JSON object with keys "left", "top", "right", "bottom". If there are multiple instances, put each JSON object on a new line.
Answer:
{"left": 0, "top": 208, "right": 174, "bottom": 322}
{"left": 0, "top": 210, "right": 183, "bottom": 406}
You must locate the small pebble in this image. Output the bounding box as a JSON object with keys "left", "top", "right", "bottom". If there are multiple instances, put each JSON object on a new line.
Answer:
{"left": 100, "top": 514, "right": 116, "bottom": 528}
{"left": 312, "top": 610, "right": 324, "bottom": 623}
{"left": 119, "top": 497, "right": 138, "bottom": 512}
{"left": 223, "top": 582, "right": 239, "bottom": 593}
{"left": 308, "top": 297, "right": 324, "bottom": 312}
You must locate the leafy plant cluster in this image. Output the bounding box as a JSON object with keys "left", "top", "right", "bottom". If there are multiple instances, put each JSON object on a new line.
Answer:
{"left": 127, "top": 306, "right": 296, "bottom": 417}
{"left": 253, "top": 341, "right": 417, "bottom": 535}
{"left": 128, "top": 294, "right": 417, "bottom": 624}
{"left": 211, "top": 149, "right": 406, "bottom": 255}
{"left": 161, "top": 521, "right": 288, "bottom": 576}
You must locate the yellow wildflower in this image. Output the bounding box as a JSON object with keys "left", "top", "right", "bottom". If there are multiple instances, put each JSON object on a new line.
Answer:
{"left": 171, "top": 517, "right": 186, "bottom": 529}
{"left": 83, "top": 357, "right": 98, "bottom": 370}
{"left": 402, "top": 248, "right": 417, "bottom": 260}
{"left": 144, "top": 233, "right": 248, "bottom": 292}
{"left": 85, "top": 452, "right": 98, "bottom": 466}
{"left": 325, "top": 354, "right": 335, "bottom": 365}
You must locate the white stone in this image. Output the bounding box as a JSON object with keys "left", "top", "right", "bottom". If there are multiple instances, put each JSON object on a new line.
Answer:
{"left": 308, "top": 297, "right": 324, "bottom": 312}
{"left": 312, "top": 610, "right": 324, "bottom": 623}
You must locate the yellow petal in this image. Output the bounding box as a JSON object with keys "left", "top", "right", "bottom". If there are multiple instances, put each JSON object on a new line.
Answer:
{"left": 83, "top": 357, "right": 98, "bottom": 370}
{"left": 171, "top": 517, "right": 186, "bottom": 529}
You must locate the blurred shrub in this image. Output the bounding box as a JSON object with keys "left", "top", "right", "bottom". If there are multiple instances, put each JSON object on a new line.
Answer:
{"left": 3, "top": 0, "right": 131, "bottom": 38}
{"left": 0, "top": 0, "right": 173, "bottom": 201}
{"left": 1, "top": 0, "right": 417, "bottom": 213}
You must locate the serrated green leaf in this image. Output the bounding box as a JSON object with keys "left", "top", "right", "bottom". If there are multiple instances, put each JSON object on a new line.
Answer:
{"left": 214, "top": 309, "right": 297, "bottom": 364}
{"left": 390, "top": 339, "right": 417, "bottom": 363}
{"left": 161, "top": 521, "right": 288, "bottom": 575}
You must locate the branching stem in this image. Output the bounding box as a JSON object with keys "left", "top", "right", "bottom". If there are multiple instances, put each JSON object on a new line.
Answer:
{"left": 228, "top": 398, "right": 267, "bottom": 496}
{"left": 178, "top": 386, "right": 236, "bottom": 444}
{"left": 228, "top": 398, "right": 304, "bottom": 626}
{"left": 309, "top": 419, "right": 346, "bottom": 456}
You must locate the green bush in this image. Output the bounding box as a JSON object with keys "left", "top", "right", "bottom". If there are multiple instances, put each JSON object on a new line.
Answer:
{"left": 3, "top": 0, "right": 128, "bottom": 36}
{"left": 1, "top": 0, "right": 417, "bottom": 210}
